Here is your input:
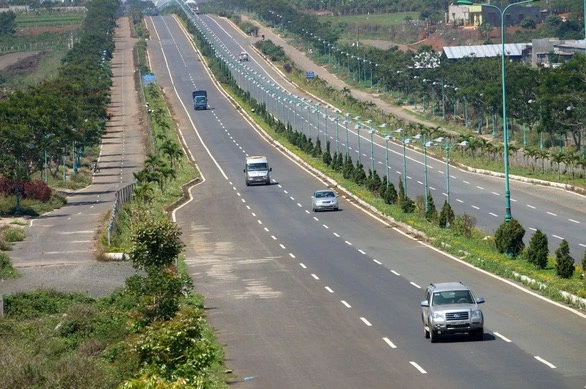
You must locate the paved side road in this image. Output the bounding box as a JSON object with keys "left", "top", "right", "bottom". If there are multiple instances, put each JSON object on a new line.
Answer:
{"left": 0, "top": 18, "right": 144, "bottom": 298}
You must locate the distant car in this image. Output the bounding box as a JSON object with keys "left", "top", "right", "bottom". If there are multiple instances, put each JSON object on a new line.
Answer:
{"left": 421, "top": 282, "right": 485, "bottom": 343}
{"left": 239, "top": 52, "right": 249, "bottom": 62}
{"left": 311, "top": 189, "right": 338, "bottom": 212}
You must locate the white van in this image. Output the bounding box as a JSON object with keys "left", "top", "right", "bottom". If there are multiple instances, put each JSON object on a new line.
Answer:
{"left": 244, "top": 156, "right": 272, "bottom": 186}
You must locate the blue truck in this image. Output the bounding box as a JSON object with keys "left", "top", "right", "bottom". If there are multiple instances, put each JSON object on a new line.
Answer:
{"left": 192, "top": 90, "right": 208, "bottom": 110}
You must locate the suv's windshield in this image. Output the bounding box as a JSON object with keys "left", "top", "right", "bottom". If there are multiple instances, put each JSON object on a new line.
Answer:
{"left": 432, "top": 291, "right": 473, "bottom": 305}
{"left": 247, "top": 163, "right": 268, "bottom": 171}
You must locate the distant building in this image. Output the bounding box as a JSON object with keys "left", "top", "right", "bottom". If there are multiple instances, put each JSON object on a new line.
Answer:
{"left": 448, "top": 4, "right": 547, "bottom": 27}
{"left": 532, "top": 39, "right": 586, "bottom": 67}
{"left": 443, "top": 43, "right": 532, "bottom": 64}
{"left": 0, "top": 5, "right": 31, "bottom": 13}
{"left": 443, "top": 39, "right": 586, "bottom": 67}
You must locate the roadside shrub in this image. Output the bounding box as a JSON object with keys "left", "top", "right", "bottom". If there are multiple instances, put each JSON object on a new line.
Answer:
{"left": 129, "top": 218, "right": 185, "bottom": 271}
{"left": 129, "top": 305, "right": 220, "bottom": 384}
{"left": 0, "top": 252, "right": 16, "bottom": 277}
{"left": 526, "top": 229, "right": 548, "bottom": 269}
{"left": 4, "top": 290, "right": 95, "bottom": 319}
{"left": 381, "top": 181, "right": 397, "bottom": 204}
{"left": 125, "top": 270, "right": 193, "bottom": 324}
{"left": 2, "top": 225, "right": 25, "bottom": 243}
{"left": 452, "top": 213, "right": 476, "bottom": 238}
{"left": 582, "top": 251, "right": 586, "bottom": 271}
{"left": 400, "top": 196, "right": 415, "bottom": 213}
{"left": 424, "top": 192, "right": 438, "bottom": 222}
{"left": 0, "top": 178, "right": 51, "bottom": 201}
{"left": 555, "top": 239, "right": 575, "bottom": 278}
{"left": 438, "top": 200, "right": 455, "bottom": 228}
{"left": 494, "top": 218, "right": 525, "bottom": 257}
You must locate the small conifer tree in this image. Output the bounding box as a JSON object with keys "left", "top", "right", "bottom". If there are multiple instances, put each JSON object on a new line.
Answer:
{"left": 494, "top": 218, "right": 525, "bottom": 257}
{"left": 526, "top": 229, "right": 548, "bottom": 269}
{"left": 425, "top": 191, "right": 438, "bottom": 222}
{"left": 555, "top": 239, "right": 575, "bottom": 278}
{"left": 438, "top": 200, "right": 455, "bottom": 228}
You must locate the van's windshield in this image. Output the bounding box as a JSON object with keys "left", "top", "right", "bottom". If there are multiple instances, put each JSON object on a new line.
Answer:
{"left": 247, "top": 162, "right": 268, "bottom": 171}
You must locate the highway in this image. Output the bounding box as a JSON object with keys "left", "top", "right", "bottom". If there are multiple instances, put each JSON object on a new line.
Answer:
{"left": 195, "top": 10, "right": 586, "bottom": 258}
{"left": 145, "top": 13, "right": 585, "bottom": 388}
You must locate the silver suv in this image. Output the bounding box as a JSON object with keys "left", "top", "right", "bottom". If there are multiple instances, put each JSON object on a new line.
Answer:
{"left": 421, "top": 282, "right": 485, "bottom": 343}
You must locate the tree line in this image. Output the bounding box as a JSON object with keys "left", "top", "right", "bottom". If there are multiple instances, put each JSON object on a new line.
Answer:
{"left": 0, "top": 0, "right": 118, "bottom": 189}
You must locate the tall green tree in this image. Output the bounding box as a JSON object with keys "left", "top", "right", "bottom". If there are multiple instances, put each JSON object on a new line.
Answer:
{"left": 0, "top": 11, "right": 16, "bottom": 35}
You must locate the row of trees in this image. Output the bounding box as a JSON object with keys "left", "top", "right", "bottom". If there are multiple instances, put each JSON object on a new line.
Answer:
{"left": 0, "top": 0, "right": 117, "bottom": 189}
{"left": 219, "top": 0, "right": 586, "bottom": 160}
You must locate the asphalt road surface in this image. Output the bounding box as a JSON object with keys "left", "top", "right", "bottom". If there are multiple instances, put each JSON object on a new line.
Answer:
{"left": 145, "top": 14, "right": 586, "bottom": 388}
{"left": 200, "top": 12, "right": 586, "bottom": 258}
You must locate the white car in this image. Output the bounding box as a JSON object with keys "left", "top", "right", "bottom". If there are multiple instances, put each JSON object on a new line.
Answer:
{"left": 311, "top": 190, "right": 339, "bottom": 212}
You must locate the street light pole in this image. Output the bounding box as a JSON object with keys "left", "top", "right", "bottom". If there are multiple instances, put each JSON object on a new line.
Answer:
{"left": 368, "top": 128, "right": 376, "bottom": 173}
{"left": 435, "top": 137, "right": 469, "bottom": 206}
{"left": 414, "top": 133, "right": 433, "bottom": 213}
{"left": 355, "top": 124, "right": 362, "bottom": 163}
{"left": 458, "top": 0, "right": 537, "bottom": 222}
{"left": 395, "top": 128, "right": 407, "bottom": 196}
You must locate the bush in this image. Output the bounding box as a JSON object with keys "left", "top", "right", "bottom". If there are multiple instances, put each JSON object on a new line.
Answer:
{"left": 494, "top": 218, "right": 525, "bottom": 257}
{"left": 382, "top": 182, "right": 397, "bottom": 204}
{"left": 1, "top": 225, "right": 25, "bottom": 243}
{"left": 452, "top": 213, "right": 476, "bottom": 238}
{"left": 526, "top": 229, "right": 548, "bottom": 269}
{"left": 424, "top": 192, "right": 438, "bottom": 222}
{"left": 555, "top": 239, "right": 575, "bottom": 278}
{"left": 400, "top": 196, "right": 415, "bottom": 213}
{"left": 438, "top": 200, "right": 455, "bottom": 228}
{"left": 130, "top": 305, "right": 220, "bottom": 384}
{"left": 0, "top": 178, "right": 52, "bottom": 201}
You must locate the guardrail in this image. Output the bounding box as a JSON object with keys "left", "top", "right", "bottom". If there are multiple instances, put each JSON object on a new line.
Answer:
{"left": 107, "top": 182, "right": 136, "bottom": 245}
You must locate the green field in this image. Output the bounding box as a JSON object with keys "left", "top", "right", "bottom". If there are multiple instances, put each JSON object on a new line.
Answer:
{"left": 16, "top": 10, "right": 86, "bottom": 28}
{"left": 322, "top": 12, "right": 419, "bottom": 28}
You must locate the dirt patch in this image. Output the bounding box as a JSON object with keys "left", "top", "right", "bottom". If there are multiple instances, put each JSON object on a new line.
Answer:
{"left": 0, "top": 51, "right": 45, "bottom": 76}
{"left": 0, "top": 51, "right": 42, "bottom": 71}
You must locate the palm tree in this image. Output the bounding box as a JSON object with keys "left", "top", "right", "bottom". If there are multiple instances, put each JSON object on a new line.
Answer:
{"left": 160, "top": 139, "right": 184, "bottom": 168}
{"left": 535, "top": 149, "right": 549, "bottom": 173}
{"left": 523, "top": 147, "right": 537, "bottom": 174}
{"left": 134, "top": 182, "right": 154, "bottom": 204}
{"left": 564, "top": 152, "right": 579, "bottom": 179}
{"left": 551, "top": 151, "right": 565, "bottom": 180}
